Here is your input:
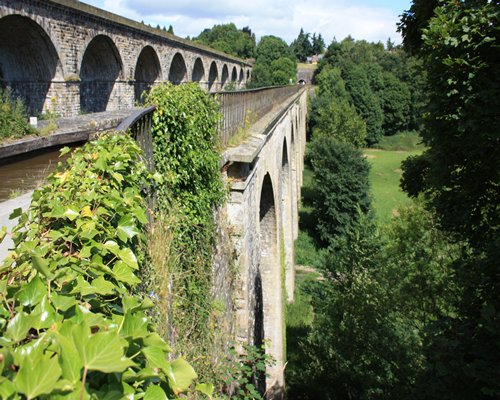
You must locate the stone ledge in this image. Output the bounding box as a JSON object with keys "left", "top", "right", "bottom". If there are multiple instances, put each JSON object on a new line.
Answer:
{"left": 0, "top": 109, "right": 137, "bottom": 161}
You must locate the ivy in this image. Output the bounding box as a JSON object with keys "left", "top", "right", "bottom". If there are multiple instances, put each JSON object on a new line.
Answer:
{"left": 144, "top": 83, "right": 228, "bottom": 382}
{"left": 0, "top": 133, "right": 203, "bottom": 399}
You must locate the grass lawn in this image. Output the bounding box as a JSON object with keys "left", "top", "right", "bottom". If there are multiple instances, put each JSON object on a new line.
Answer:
{"left": 365, "top": 148, "right": 421, "bottom": 226}
{"left": 297, "top": 62, "right": 317, "bottom": 71}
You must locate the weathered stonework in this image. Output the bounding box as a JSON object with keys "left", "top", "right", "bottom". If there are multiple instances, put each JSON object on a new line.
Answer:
{"left": 0, "top": 0, "right": 252, "bottom": 116}
{"left": 224, "top": 88, "right": 307, "bottom": 398}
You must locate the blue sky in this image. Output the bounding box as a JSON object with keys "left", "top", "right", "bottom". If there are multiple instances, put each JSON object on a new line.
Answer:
{"left": 83, "top": 0, "right": 412, "bottom": 45}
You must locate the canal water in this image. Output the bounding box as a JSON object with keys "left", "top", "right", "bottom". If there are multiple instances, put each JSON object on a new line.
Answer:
{"left": 0, "top": 146, "right": 78, "bottom": 202}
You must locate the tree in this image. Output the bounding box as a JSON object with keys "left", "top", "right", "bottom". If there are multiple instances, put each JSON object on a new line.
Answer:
{"left": 313, "top": 100, "right": 367, "bottom": 148}
{"left": 194, "top": 23, "right": 256, "bottom": 59}
{"left": 168, "top": 24, "right": 174, "bottom": 34}
{"left": 248, "top": 36, "right": 296, "bottom": 88}
{"left": 290, "top": 28, "right": 312, "bottom": 62}
{"left": 399, "top": 1, "right": 500, "bottom": 397}
{"left": 312, "top": 33, "right": 325, "bottom": 54}
{"left": 307, "top": 136, "right": 371, "bottom": 244}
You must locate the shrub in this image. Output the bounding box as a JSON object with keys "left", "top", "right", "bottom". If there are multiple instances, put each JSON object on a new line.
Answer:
{"left": 0, "top": 88, "right": 34, "bottom": 140}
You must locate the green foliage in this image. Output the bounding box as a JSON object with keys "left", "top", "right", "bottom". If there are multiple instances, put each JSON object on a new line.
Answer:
{"left": 315, "top": 37, "right": 423, "bottom": 145}
{"left": 313, "top": 99, "right": 367, "bottom": 147}
{"left": 0, "top": 134, "right": 199, "bottom": 398}
{"left": 399, "top": 2, "right": 500, "bottom": 397}
{"left": 194, "top": 23, "right": 256, "bottom": 59}
{"left": 307, "top": 137, "right": 371, "bottom": 244}
{"left": 288, "top": 201, "right": 462, "bottom": 399}
{"left": 402, "top": 0, "right": 500, "bottom": 246}
{"left": 144, "top": 83, "right": 228, "bottom": 385}
{"left": 248, "top": 36, "right": 297, "bottom": 88}
{"left": 290, "top": 28, "right": 313, "bottom": 62}
{"left": 0, "top": 87, "right": 34, "bottom": 140}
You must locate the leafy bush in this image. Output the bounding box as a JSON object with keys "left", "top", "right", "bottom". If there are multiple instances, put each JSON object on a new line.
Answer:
{"left": 0, "top": 88, "right": 34, "bottom": 140}
{"left": 307, "top": 136, "right": 371, "bottom": 244}
{"left": 0, "top": 134, "right": 201, "bottom": 399}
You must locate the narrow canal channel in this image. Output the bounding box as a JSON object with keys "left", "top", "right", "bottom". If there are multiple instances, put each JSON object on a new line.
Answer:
{"left": 0, "top": 145, "right": 79, "bottom": 202}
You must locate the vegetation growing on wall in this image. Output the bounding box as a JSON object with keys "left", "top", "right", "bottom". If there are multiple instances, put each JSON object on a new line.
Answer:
{"left": 0, "top": 88, "right": 34, "bottom": 141}
{"left": 0, "top": 134, "right": 200, "bottom": 399}
{"left": 144, "top": 82, "right": 233, "bottom": 387}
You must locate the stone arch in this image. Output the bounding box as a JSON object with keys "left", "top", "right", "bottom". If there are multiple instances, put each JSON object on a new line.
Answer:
{"left": 168, "top": 52, "right": 187, "bottom": 84}
{"left": 192, "top": 57, "right": 205, "bottom": 83}
{"left": 239, "top": 68, "right": 244, "bottom": 83}
{"left": 247, "top": 70, "right": 251, "bottom": 80}
{"left": 0, "top": 14, "right": 63, "bottom": 114}
{"left": 258, "top": 173, "right": 284, "bottom": 395}
{"left": 280, "top": 137, "right": 295, "bottom": 301}
{"left": 231, "top": 66, "right": 238, "bottom": 82}
{"left": 208, "top": 61, "right": 218, "bottom": 91}
{"left": 221, "top": 64, "right": 229, "bottom": 88}
{"left": 134, "top": 45, "right": 161, "bottom": 103}
{"left": 80, "top": 34, "right": 123, "bottom": 113}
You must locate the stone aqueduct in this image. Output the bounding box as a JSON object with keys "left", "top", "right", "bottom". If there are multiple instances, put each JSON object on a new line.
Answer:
{"left": 0, "top": 0, "right": 252, "bottom": 117}
{"left": 0, "top": 0, "right": 308, "bottom": 397}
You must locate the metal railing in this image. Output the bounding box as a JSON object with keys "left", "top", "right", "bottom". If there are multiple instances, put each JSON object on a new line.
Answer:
{"left": 116, "top": 105, "right": 156, "bottom": 170}
{"left": 213, "top": 85, "right": 301, "bottom": 147}
{"left": 117, "top": 85, "right": 302, "bottom": 156}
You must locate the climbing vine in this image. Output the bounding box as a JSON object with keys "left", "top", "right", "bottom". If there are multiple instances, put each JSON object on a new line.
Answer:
{"left": 144, "top": 83, "right": 229, "bottom": 383}
{"left": 0, "top": 134, "right": 204, "bottom": 399}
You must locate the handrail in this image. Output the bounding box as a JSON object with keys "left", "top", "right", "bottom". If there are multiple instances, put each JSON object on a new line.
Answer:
{"left": 119, "top": 86, "right": 302, "bottom": 158}
{"left": 213, "top": 85, "right": 301, "bottom": 147}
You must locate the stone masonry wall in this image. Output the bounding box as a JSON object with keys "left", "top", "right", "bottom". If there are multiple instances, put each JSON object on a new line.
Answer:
{"left": 0, "top": 0, "right": 252, "bottom": 116}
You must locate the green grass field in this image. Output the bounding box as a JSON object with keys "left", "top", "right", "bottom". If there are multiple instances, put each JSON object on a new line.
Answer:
{"left": 365, "top": 148, "right": 420, "bottom": 225}
{"left": 365, "top": 131, "right": 423, "bottom": 225}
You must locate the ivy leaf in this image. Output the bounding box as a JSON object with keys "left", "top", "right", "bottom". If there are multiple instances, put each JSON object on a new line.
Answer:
{"left": 9, "top": 208, "right": 22, "bottom": 220}
{"left": 51, "top": 292, "right": 77, "bottom": 312}
{"left": 17, "top": 275, "right": 46, "bottom": 306}
{"left": 196, "top": 383, "right": 214, "bottom": 399}
{"left": 71, "top": 323, "right": 134, "bottom": 373}
{"left": 91, "top": 276, "right": 116, "bottom": 296}
{"left": 169, "top": 358, "right": 198, "bottom": 394}
{"left": 118, "top": 248, "right": 138, "bottom": 270}
{"left": 0, "top": 226, "right": 6, "bottom": 244}
{"left": 6, "top": 311, "right": 39, "bottom": 343}
{"left": 64, "top": 207, "right": 79, "bottom": 221}
{"left": 13, "top": 345, "right": 62, "bottom": 399}
{"left": 142, "top": 346, "right": 173, "bottom": 379}
{"left": 112, "top": 261, "right": 141, "bottom": 285}
{"left": 116, "top": 215, "right": 140, "bottom": 243}
{"left": 145, "top": 385, "right": 168, "bottom": 400}
{"left": 31, "top": 255, "right": 53, "bottom": 279}
{"left": 104, "top": 240, "right": 120, "bottom": 256}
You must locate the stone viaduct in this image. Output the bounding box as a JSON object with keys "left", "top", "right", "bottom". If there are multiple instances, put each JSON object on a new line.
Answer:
{"left": 0, "top": 0, "right": 252, "bottom": 117}
{"left": 0, "top": 1, "right": 308, "bottom": 398}
{"left": 222, "top": 88, "right": 307, "bottom": 396}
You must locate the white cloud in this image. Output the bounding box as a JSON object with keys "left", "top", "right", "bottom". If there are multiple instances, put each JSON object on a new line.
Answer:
{"left": 97, "top": 0, "right": 403, "bottom": 44}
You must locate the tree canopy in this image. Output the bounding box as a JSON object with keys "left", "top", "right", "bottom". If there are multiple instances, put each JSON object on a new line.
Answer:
{"left": 194, "top": 23, "right": 256, "bottom": 59}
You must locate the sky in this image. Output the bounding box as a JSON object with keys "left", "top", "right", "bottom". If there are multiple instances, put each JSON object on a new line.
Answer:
{"left": 83, "top": 0, "right": 412, "bottom": 45}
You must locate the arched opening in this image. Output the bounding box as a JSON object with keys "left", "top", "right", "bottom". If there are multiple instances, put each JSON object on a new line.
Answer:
{"left": 134, "top": 46, "right": 161, "bottom": 103}
{"left": 247, "top": 70, "right": 250, "bottom": 80}
{"left": 208, "top": 62, "right": 218, "bottom": 91}
{"left": 231, "top": 66, "right": 237, "bottom": 82}
{"left": 192, "top": 58, "right": 205, "bottom": 83}
{"left": 0, "top": 15, "right": 63, "bottom": 114}
{"left": 258, "top": 173, "right": 284, "bottom": 394}
{"left": 80, "top": 35, "right": 123, "bottom": 113}
{"left": 280, "top": 138, "right": 294, "bottom": 301}
{"left": 221, "top": 64, "right": 229, "bottom": 88}
{"left": 239, "top": 68, "right": 244, "bottom": 83}
{"left": 168, "top": 53, "right": 187, "bottom": 84}
{"left": 252, "top": 271, "right": 265, "bottom": 393}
